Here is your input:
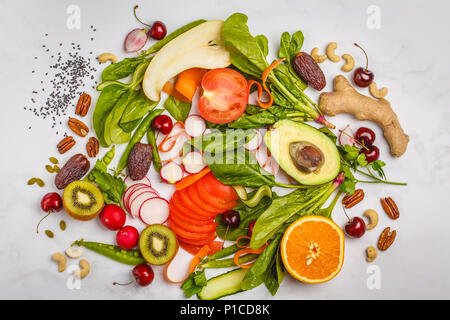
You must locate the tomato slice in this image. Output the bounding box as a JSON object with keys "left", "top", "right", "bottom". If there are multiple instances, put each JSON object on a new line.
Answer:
{"left": 169, "top": 218, "right": 215, "bottom": 241}
{"left": 178, "top": 241, "right": 203, "bottom": 255}
{"left": 198, "top": 68, "right": 249, "bottom": 124}
{"left": 194, "top": 181, "right": 237, "bottom": 212}
{"left": 200, "top": 173, "right": 239, "bottom": 202}
{"left": 170, "top": 208, "right": 217, "bottom": 233}
{"left": 177, "top": 233, "right": 217, "bottom": 246}
{"left": 185, "top": 185, "right": 223, "bottom": 215}
{"left": 178, "top": 188, "right": 219, "bottom": 218}
{"left": 170, "top": 192, "right": 213, "bottom": 222}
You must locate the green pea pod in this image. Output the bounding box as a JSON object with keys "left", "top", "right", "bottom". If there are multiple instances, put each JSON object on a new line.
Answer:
{"left": 72, "top": 239, "right": 146, "bottom": 266}
{"left": 200, "top": 254, "right": 259, "bottom": 269}
{"left": 147, "top": 127, "right": 162, "bottom": 173}
{"left": 116, "top": 109, "right": 164, "bottom": 176}
{"left": 203, "top": 244, "right": 242, "bottom": 262}
{"left": 241, "top": 185, "right": 272, "bottom": 207}
{"left": 85, "top": 145, "right": 116, "bottom": 181}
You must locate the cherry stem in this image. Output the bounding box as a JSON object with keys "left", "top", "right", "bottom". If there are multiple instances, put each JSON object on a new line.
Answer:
{"left": 133, "top": 5, "right": 152, "bottom": 29}
{"left": 338, "top": 129, "right": 369, "bottom": 151}
{"left": 36, "top": 210, "right": 52, "bottom": 234}
{"left": 341, "top": 205, "right": 351, "bottom": 222}
{"left": 354, "top": 43, "right": 369, "bottom": 71}
{"left": 113, "top": 279, "right": 136, "bottom": 286}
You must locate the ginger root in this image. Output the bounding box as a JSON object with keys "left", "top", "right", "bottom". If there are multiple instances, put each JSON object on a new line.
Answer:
{"left": 319, "top": 76, "right": 409, "bottom": 157}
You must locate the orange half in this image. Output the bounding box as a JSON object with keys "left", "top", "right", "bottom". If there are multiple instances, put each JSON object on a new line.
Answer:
{"left": 280, "top": 216, "right": 345, "bottom": 284}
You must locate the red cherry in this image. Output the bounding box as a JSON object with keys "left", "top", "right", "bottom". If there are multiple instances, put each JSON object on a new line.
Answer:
{"left": 355, "top": 127, "right": 376, "bottom": 146}
{"left": 344, "top": 217, "right": 366, "bottom": 238}
{"left": 37, "top": 192, "right": 63, "bottom": 233}
{"left": 99, "top": 204, "right": 126, "bottom": 231}
{"left": 221, "top": 210, "right": 240, "bottom": 228}
{"left": 149, "top": 21, "right": 167, "bottom": 40}
{"left": 152, "top": 115, "right": 173, "bottom": 134}
{"left": 360, "top": 145, "right": 380, "bottom": 163}
{"left": 116, "top": 226, "right": 139, "bottom": 250}
{"left": 248, "top": 220, "right": 256, "bottom": 237}
{"left": 132, "top": 264, "right": 154, "bottom": 286}
{"left": 353, "top": 43, "right": 374, "bottom": 88}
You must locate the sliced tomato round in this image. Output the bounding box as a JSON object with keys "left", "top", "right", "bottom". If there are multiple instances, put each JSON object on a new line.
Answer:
{"left": 170, "top": 208, "right": 217, "bottom": 233}
{"left": 200, "top": 172, "right": 239, "bottom": 202}
{"left": 198, "top": 68, "right": 249, "bottom": 124}
{"left": 178, "top": 241, "right": 203, "bottom": 255}
{"left": 185, "top": 185, "right": 223, "bottom": 215}
{"left": 177, "top": 233, "right": 217, "bottom": 246}
{"left": 178, "top": 188, "right": 219, "bottom": 218}
{"left": 169, "top": 218, "right": 215, "bottom": 241}
{"left": 194, "top": 181, "right": 237, "bottom": 212}
{"left": 170, "top": 192, "right": 213, "bottom": 222}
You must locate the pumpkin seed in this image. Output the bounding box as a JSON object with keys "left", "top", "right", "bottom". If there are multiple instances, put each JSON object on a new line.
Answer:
{"left": 53, "top": 165, "right": 60, "bottom": 173}
{"left": 59, "top": 220, "right": 66, "bottom": 231}
{"left": 45, "top": 230, "right": 54, "bottom": 238}
{"left": 49, "top": 157, "right": 59, "bottom": 164}
{"left": 27, "top": 178, "right": 36, "bottom": 185}
{"left": 45, "top": 165, "right": 55, "bottom": 173}
{"left": 36, "top": 178, "right": 45, "bottom": 187}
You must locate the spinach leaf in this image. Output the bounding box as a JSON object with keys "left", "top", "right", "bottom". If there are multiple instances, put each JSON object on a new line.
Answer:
{"left": 103, "top": 90, "right": 133, "bottom": 145}
{"left": 206, "top": 149, "right": 277, "bottom": 188}
{"left": 318, "top": 127, "right": 338, "bottom": 144}
{"left": 255, "top": 35, "right": 269, "bottom": 57}
{"left": 250, "top": 184, "right": 330, "bottom": 249}
{"left": 120, "top": 91, "right": 158, "bottom": 132}
{"left": 186, "top": 129, "right": 255, "bottom": 154}
{"left": 222, "top": 13, "right": 268, "bottom": 78}
{"left": 101, "top": 57, "right": 147, "bottom": 82}
{"left": 93, "top": 84, "right": 129, "bottom": 147}
{"left": 264, "top": 248, "right": 285, "bottom": 296}
{"left": 163, "top": 95, "right": 191, "bottom": 122}
{"left": 181, "top": 270, "right": 207, "bottom": 298}
{"left": 241, "top": 233, "right": 282, "bottom": 290}
{"left": 278, "top": 31, "right": 304, "bottom": 62}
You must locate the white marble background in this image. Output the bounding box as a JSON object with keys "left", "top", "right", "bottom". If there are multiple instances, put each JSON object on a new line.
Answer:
{"left": 0, "top": 0, "right": 449, "bottom": 300}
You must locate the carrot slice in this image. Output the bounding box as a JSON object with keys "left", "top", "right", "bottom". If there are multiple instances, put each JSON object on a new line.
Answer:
{"left": 175, "top": 167, "right": 211, "bottom": 190}
{"left": 175, "top": 68, "right": 207, "bottom": 101}
{"left": 249, "top": 58, "right": 286, "bottom": 109}
{"left": 233, "top": 244, "right": 268, "bottom": 269}
{"left": 188, "top": 244, "right": 211, "bottom": 274}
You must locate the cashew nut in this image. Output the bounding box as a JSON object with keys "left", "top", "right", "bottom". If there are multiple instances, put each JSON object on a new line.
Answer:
{"left": 341, "top": 54, "right": 355, "bottom": 72}
{"left": 97, "top": 52, "right": 117, "bottom": 64}
{"left": 311, "top": 47, "right": 327, "bottom": 63}
{"left": 369, "top": 82, "right": 388, "bottom": 99}
{"left": 363, "top": 209, "right": 379, "bottom": 230}
{"left": 65, "top": 246, "right": 83, "bottom": 259}
{"left": 74, "top": 259, "right": 90, "bottom": 279}
{"left": 366, "top": 246, "right": 378, "bottom": 262}
{"left": 326, "top": 42, "right": 340, "bottom": 62}
{"left": 52, "top": 252, "right": 67, "bottom": 272}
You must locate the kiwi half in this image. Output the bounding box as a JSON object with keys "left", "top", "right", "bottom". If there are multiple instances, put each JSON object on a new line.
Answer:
{"left": 63, "top": 180, "right": 104, "bottom": 221}
{"left": 139, "top": 225, "right": 178, "bottom": 265}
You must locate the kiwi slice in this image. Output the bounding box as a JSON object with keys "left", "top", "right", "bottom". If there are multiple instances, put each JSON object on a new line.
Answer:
{"left": 139, "top": 225, "right": 178, "bottom": 265}
{"left": 63, "top": 180, "right": 104, "bottom": 221}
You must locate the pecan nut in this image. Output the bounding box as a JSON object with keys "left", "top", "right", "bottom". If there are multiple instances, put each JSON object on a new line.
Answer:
{"left": 57, "top": 136, "right": 75, "bottom": 154}
{"left": 381, "top": 197, "right": 400, "bottom": 219}
{"left": 86, "top": 137, "right": 100, "bottom": 158}
{"left": 75, "top": 93, "right": 91, "bottom": 117}
{"left": 377, "top": 227, "right": 397, "bottom": 251}
{"left": 342, "top": 189, "right": 365, "bottom": 208}
{"left": 68, "top": 117, "right": 89, "bottom": 137}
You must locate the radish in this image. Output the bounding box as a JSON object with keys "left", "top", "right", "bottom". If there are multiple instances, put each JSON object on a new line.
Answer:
{"left": 255, "top": 145, "right": 279, "bottom": 176}
{"left": 123, "top": 183, "right": 149, "bottom": 211}
{"left": 164, "top": 248, "right": 193, "bottom": 283}
{"left": 124, "top": 28, "right": 148, "bottom": 53}
{"left": 182, "top": 151, "right": 206, "bottom": 174}
{"left": 243, "top": 129, "right": 262, "bottom": 151}
{"left": 339, "top": 125, "right": 356, "bottom": 146}
{"left": 130, "top": 192, "right": 159, "bottom": 218}
{"left": 127, "top": 189, "right": 159, "bottom": 215}
{"left": 184, "top": 115, "right": 206, "bottom": 137}
{"left": 160, "top": 162, "right": 183, "bottom": 184}
{"left": 124, "top": 175, "right": 151, "bottom": 188}
{"left": 139, "top": 197, "right": 170, "bottom": 225}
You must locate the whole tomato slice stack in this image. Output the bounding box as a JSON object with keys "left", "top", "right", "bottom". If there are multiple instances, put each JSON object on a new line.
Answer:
{"left": 198, "top": 68, "right": 249, "bottom": 124}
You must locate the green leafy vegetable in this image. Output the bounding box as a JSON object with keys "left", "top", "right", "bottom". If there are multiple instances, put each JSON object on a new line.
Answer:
{"left": 120, "top": 91, "right": 158, "bottom": 132}
{"left": 101, "top": 57, "right": 147, "bottom": 82}
{"left": 163, "top": 95, "right": 192, "bottom": 122}
{"left": 181, "top": 270, "right": 207, "bottom": 298}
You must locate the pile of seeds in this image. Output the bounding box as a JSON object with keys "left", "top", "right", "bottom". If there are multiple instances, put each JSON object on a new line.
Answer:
{"left": 26, "top": 26, "right": 100, "bottom": 134}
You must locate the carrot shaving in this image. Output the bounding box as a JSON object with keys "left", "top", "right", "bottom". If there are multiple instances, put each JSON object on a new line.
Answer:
{"left": 188, "top": 244, "right": 211, "bottom": 274}
{"left": 249, "top": 58, "right": 286, "bottom": 109}
{"left": 233, "top": 243, "right": 268, "bottom": 269}
{"left": 236, "top": 236, "right": 252, "bottom": 248}
{"left": 174, "top": 167, "right": 211, "bottom": 191}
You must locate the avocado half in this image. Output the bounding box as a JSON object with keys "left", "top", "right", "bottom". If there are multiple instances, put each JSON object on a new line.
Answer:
{"left": 264, "top": 120, "right": 340, "bottom": 185}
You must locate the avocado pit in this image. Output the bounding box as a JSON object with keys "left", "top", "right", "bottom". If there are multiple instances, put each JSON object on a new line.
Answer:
{"left": 289, "top": 141, "right": 324, "bottom": 173}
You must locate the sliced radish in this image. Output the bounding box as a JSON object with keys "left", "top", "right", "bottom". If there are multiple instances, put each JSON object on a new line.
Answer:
{"left": 123, "top": 183, "right": 149, "bottom": 209}
{"left": 182, "top": 151, "right": 206, "bottom": 174}
{"left": 164, "top": 247, "right": 193, "bottom": 284}
{"left": 129, "top": 191, "right": 159, "bottom": 218}
{"left": 243, "top": 129, "right": 262, "bottom": 151}
{"left": 124, "top": 28, "right": 148, "bottom": 53}
{"left": 127, "top": 188, "right": 159, "bottom": 214}
{"left": 339, "top": 125, "right": 356, "bottom": 146}
{"left": 255, "top": 145, "right": 279, "bottom": 176}
{"left": 160, "top": 162, "right": 183, "bottom": 184}
{"left": 139, "top": 197, "right": 170, "bottom": 225}
{"left": 184, "top": 114, "right": 206, "bottom": 137}
{"left": 124, "top": 175, "right": 151, "bottom": 188}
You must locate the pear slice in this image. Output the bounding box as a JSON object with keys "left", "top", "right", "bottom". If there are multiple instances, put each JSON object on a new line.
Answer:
{"left": 142, "top": 20, "right": 231, "bottom": 101}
